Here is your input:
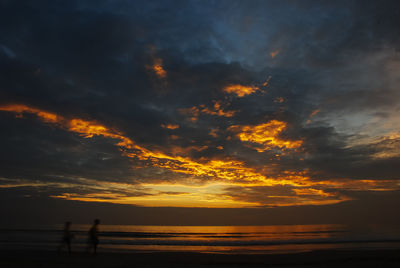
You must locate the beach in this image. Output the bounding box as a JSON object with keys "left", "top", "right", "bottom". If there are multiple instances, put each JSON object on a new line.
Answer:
{"left": 1, "top": 249, "right": 399, "bottom": 268}
{"left": 2, "top": 224, "right": 400, "bottom": 267}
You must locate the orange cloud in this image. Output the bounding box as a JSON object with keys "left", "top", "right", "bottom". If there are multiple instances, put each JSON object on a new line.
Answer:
{"left": 0, "top": 104, "right": 265, "bottom": 184}
{"left": 222, "top": 84, "right": 260, "bottom": 97}
{"left": 293, "top": 188, "right": 335, "bottom": 197}
{"left": 0, "top": 104, "right": 60, "bottom": 123}
{"left": 51, "top": 181, "right": 350, "bottom": 208}
{"left": 161, "top": 123, "right": 179, "bottom": 130}
{"left": 0, "top": 104, "right": 137, "bottom": 150}
{"left": 262, "top": 76, "right": 272, "bottom": 87}
{"left": 310, "top": 109, "right": 320, "bottom": 117}
{"left": 0, "top": 104, "right": 306, "bottom": 189}
{"left": 228, "top": 120, "right": 303, "bottom": 152}
{"left": 168, "top": 145, "right": 208, "bottom": 156}
{"left": 50, "top": 185, "right": 260, "bottom": 208}
{"left": 179, "top": 101, "right": 236, "bottom": 122}
{"left": 178, "top": 106, "right": 200, "bottom": 122}
{"left": 270, "top": 50, "right": 280, "bottom": 58}
{"left": 3, "top": 103, "right": 398, "bottom": 208}
{"left": 149, "top": 58, "right": 167, "bottom": 79}
{"left": 145, "top": 46, "right": 167, "bottom": 81}
{"left": 5, "top": 175, "right": 397, "bottom": 208}
{"left": 209, "top": 128, "right": 219, "bottom": 138}
{"left": 200, "top": 101, "right": 235, "bottom": 117}
{"left": 169, "top": 135, "right": 180, "bottom": 140}
{"left": 306, "top": 109, "right": 321, "bottom": 124}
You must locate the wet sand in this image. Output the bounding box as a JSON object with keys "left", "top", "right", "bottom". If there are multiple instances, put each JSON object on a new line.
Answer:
{"left": 1, "top": 249, "right": 400, "bottom": 268}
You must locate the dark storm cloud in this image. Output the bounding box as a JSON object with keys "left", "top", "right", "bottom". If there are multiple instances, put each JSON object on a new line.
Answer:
{"left": 1, "top": 0, "right": 400, "bottom": 212}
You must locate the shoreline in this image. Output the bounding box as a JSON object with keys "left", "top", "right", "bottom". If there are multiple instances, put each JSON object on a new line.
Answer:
{"left": 1, "top": 248, "right": 399, "bottom": 267}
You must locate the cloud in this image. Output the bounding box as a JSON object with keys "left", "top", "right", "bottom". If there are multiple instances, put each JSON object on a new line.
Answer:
{"left": 222, "top": 84, "right": 260, "bottom": 97}
{"left": 179, "top": 101, "right": 236, "bottom": 122}
{"left": 5, "top": 102, "right": 394, "bottom": 208}
{"left": 161, "top": 123, "right": 179, "bottom": 130}
{"left": 148, "top": 57, "right": 167, "bottom": 79}
{"left": 223, "top": 185, "right": 349, "bottom": 207}
{"left": 0, "top": 104, "right": 307, "bottom": 187}
{"left": 270, "top": 50, "right": 279, "bottom": 58}
{"left": 228, "top": 120, "right": 303, "bottom": 152}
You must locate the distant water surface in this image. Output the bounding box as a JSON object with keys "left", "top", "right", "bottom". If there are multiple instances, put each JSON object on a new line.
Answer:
{"left": 1, "top": 224, "right": 400, "bottom": 254}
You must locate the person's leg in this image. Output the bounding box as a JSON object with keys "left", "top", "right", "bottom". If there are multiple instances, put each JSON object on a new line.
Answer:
{"left": 86, "top": 239, "right": 92, "bottom": 253}
{"left": 67, "top": 241, "right": 71, "bottom": 255}
{"left": 57, "top": 241, "right": 64, "bottom": 253}
{"left": 94, "top": 241, "right": 98, "bottom": 255}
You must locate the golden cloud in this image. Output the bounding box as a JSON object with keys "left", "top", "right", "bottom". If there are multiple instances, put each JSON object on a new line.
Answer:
{"left": 222, "top": 84, "right": 260, "bottom": 97}
{"left": 179, "top": 101, "right": 236, "bottom": 122}
{"left": 2, "top": 104, "right": 398, "bottom": 208}
{"left": 228, "top": 120, "right": 303, "bottom": 152}
{"left": 200, "top": 101, "right": 235, "bottom": 117}
{"left": 0, "top": 104, "right": 308, "bottom": 188}
{"left": 161, "top": 123, "right": 179, "bottom": 130}
{"left": 0, "top": 104, "right": 60, "bottom": 123}
{"left": 153, "top": 58, "right": 167, "bottom": 78}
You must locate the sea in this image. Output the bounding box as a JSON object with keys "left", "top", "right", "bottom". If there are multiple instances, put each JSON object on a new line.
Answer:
{"left": 1, "top": 224, "right": 400, "bottom": 254}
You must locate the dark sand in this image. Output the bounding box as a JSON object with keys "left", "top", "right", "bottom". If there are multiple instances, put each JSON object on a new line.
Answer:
{"left": 1, "top": 249, "right": 399, "bottom": 268}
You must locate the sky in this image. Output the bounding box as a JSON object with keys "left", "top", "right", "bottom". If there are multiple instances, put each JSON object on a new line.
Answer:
{"left": 1, "top": 0, "right": 400, "bottom": 225}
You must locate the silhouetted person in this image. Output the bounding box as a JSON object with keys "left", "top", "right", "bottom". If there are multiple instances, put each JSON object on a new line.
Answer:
{"left": 87, "top": 219, "right": 100, "bottom": 254}
{"left": 58, "top": 221, "right": 73, "bottom": 255}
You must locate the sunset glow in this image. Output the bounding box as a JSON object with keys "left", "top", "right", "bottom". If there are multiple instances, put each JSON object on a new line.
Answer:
{"left": 1, "top": 102, "right": 398, "bottom": 208}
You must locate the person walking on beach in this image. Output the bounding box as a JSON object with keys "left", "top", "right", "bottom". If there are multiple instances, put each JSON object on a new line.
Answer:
{"left": 87, "top": 219, "right": 100, "bottom": 254}
{"left": 58, "top": 221, "right": 74, "bottom": 255}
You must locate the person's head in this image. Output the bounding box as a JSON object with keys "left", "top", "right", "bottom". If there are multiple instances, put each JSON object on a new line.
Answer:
{"left": 65, "top": 221, "right": 71, "bottom": 228}
{"left": 94, "top": 219, "right": 100, "bottom": 225}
